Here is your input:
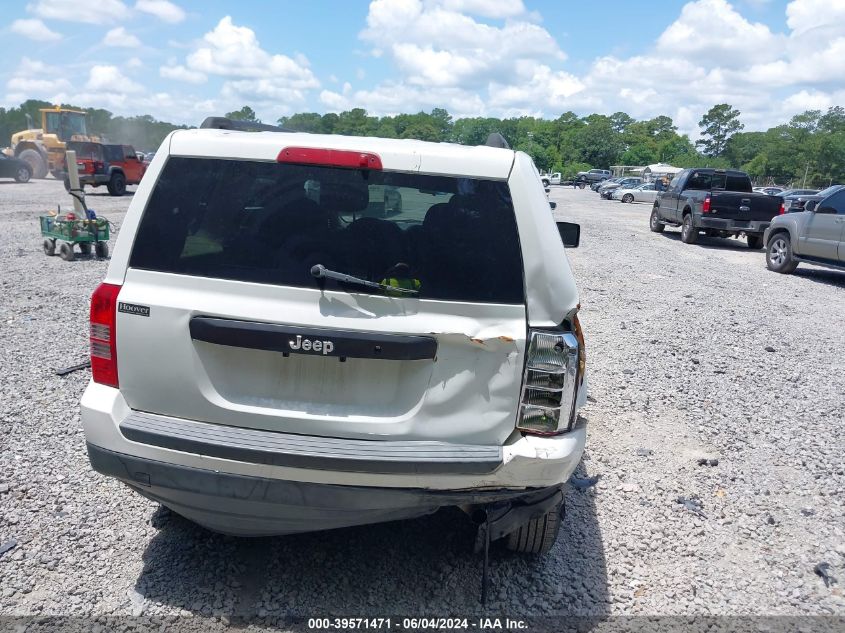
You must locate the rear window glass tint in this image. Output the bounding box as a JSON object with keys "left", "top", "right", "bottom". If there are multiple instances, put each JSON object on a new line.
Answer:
{"left": 686, "top": 172, "right": 711, "bottom": 190}
{"left": 725, "top": 174, "right": 751, "bottom": 191}
{"left": 129, "top": 157, "right": 525, "bottom": 304}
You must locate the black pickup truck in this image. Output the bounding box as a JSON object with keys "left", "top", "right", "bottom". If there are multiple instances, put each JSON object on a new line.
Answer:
{"left": 649, "top": 168, "right": 784, "bottom": 248}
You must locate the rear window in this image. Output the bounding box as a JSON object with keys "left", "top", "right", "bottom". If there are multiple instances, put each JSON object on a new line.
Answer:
{"left": 724, "top": 173, "right": 752, "bottom": 192}
{"left": 129, "top": 157, "right": 525, "bottom": 304}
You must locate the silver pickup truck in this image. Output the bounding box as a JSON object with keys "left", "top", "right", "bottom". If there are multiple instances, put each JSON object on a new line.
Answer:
{"left": 764, "top": 185, "right": 845, "bottom": 274}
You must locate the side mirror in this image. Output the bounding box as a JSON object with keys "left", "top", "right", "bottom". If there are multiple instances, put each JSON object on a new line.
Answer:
{"left": 557, "top": 221, "right": 580, "bottom": 248}
{"left": 549, "top": 201, "right": 557, "bottom": 210}
{"left": 805, "top": 200, "right": 818, "bottom": 212}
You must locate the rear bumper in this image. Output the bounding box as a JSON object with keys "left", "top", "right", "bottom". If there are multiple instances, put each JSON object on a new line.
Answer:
{"left": 87, "top": 443, "right": 563, "bottom": 536}
{"left": 699, "top": 217, "right": 771, "bottom": 234}
{"left": 81, "top": 383, "right": 586, "bottom": 534}
{"left": 78, "top": 174, "right": 110, "bottom": 186}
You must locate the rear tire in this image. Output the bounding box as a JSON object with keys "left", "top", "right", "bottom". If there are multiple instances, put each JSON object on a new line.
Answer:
{"left": 542, "top": 178, "right": 550, "bottom": 187}
{"left": 17, "top": 149, "right": 47, "bottom": 179}
{"left": 95, "top": 241, "right": 109, "bottom": 259}
{"left": 681, "top": 213, "right": 698, "bottom": 244}
{"left": 649, "top": 207, "right": 665, "bottom": 233}
{"left": 622, "top": 193, "right": 634, "bottom": 203}
{"left": 766, "top": 233, "right": 798, "bottom": 274}
{"left": 15, "top": 166, "right": 31, "bottom": 183}
{"left": 43, "top": 239, "right": 55, "bottom": 256}
{"left": 506, "top": 504, "right": 563, "bottom": 555}
{"left": 78, "top": 242, "right": 92, "bottom": 256}
{"left": 58, "top": 242, "right": 75, "bottom": 261}
{"left": 746, "top": 234, "right": 763, "bottom": 249}
{"left": 107, "top": 172, "right": 126, "bottom": 196}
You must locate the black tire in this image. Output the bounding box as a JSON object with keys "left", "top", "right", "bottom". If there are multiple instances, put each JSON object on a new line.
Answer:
{"left": 746, "top": 234, "right": 763, "bottom": 249}
{"left": 58, "top": 242, "right": 75, "bottom": 261}
{"left": 578, "top": 182, "right": 586, "bottom": 189}
{"left": 95, "top": 241, "right": 109, "bottom": 259}
{"left": 78, "top": 242, "right": 92, "bottom": 256}
{"left": 649, "top": 207, "right": 665, "bottom": 233}
{"left": 766, "top": 233, "right": 798, "bottom": 274}
{"left": 107, "top": 172, "right": 126, "bottom": 196}
{"left": 506, "top": 504, "right": 562, "bottom": 554}
{"left": 43, "top": 239, "right": 55, "bottom": 256}
{"left": 680, "top": 213, "right": 698, "bottom": 244}
{"left": 622, "top": 193, "right": 634, "bottom": 203}
{"left": 15, "top": 166, "right": 31, "bottom": 183}
{"left": 17, "top": 149, "right": 48, "bottom": 179}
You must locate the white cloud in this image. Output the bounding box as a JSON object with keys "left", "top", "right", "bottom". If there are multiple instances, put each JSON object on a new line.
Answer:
{"left": 325, "top": 0, "right": 845, "bottom": 135}
{"left": 86, "top": 65, "right": 143, "bottom": 93}
{"left": 435, "top": 0, "right": 526, "bottom": 18}
{"left": 786, "top": 0, "right": 845, "bottom": 36}
{"left": 10, "top": 18, "right": 61, "bottom": 41}
{"left": 103, "top": 27, "right": 141, "bottom": 48}
{"left": 135, "top": 0, "right": 186, "bottom": 23}
{"left": 361, "top": 0, "right": 564, "bottom": 90}
{"left": 655, "top": 0, "right": 782, "bottom": 65}
{"left": 181, "top": 16, "right": 318, "bottom": 108}
{"left": 160, "top": 64, "right": 207, "bottom": 84}
{"left": 27, "top": 0, "right": 129, "bottom": 24}
{"left": 127, "top": 56, "right": 143, "bottom": 68}
{"left": 7, "top": 76, "right": 72, "bottom": 94}
{"left": 4, "top": 57, "right": 72, "bottom": 103}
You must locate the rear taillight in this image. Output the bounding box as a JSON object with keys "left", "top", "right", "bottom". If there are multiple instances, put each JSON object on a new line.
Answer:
{"left": 90, "top": 283, "right": 121, "bottom": 387}
{"left": 517, "top": 318, "right": 584, "bottom": 436}
{"left": 702, "top": 195, "right": 711, "bottom": 213}
{"left": 779, "top": 202, "right": 785, "bottom": 214}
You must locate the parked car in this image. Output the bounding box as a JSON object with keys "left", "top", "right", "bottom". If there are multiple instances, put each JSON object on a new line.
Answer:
{"left": 649, "top": 168, "right": 783, "bottom": 248}
{"left": 765, "top": 185, "right": 845, "bottom": 274}
{"left": 612, "top": 182, "right": 658, "bottom": 204}
{"left": 576, "top": 168, "right": 611, "bottom": 185}
{"left": 783, "top": 185, "right": 839, "bottom": 213}
{"left": 540, "top": 172, "right": 561, "bottom": 187}
{"left": 64, "top": 142, "right": 147, "bottom": 196}
{"left": 598, "top": 177, "right": 642, "bottom": 199}
{"left": 780, "top": 189, "right": 819, "bottom": 213}
{"left": 80, "top": 122, "right": 588, "bottom": 554}
{"left": 0, "top": 152, "right": 32, "bottom": 183}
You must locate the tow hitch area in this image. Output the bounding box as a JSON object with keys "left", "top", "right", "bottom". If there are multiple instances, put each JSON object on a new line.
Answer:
{"left": 471, "top": 487, "right": 565, "bottom": 603}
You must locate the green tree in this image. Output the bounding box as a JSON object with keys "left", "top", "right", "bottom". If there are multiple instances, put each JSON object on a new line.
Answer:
{"left": 696, "top": 104, "right": 744, "bottom": 157}
{"left": 225, "top": 106, "right": 259, "bottom": 122}
{"left": 279, "top": 112, "right": 324, "bottom": 132}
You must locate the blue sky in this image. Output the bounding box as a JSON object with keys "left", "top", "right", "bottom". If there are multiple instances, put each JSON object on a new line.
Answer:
{"left": 3, "top": 0, "right": 844, "bottom": 136}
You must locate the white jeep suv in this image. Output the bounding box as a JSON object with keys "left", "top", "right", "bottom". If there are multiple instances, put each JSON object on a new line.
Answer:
{"left": 81, "top": 121, "right": 587, "bottom": 554}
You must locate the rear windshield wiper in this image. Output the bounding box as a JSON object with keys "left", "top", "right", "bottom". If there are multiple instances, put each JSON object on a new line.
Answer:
{"left": 310, "top": 264, "right": 419, "bottom": 296}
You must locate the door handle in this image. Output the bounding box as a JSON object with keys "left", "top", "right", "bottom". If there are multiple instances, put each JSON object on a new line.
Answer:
{"left": 739, "top": 206, "right": 750, "bottom": 212}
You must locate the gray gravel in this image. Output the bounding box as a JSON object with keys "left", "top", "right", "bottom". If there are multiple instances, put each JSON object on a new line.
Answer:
{"left": 1, "top": 179, "right": 843, "bottom": 621}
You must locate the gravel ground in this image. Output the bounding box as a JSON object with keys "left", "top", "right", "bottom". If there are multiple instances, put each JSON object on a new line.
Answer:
{"left": 0, "top": 179, "right": 843, "bottom": 624}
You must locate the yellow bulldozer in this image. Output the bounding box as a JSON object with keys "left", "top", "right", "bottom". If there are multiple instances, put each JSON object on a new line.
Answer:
{"left": 6, "top": 106, "right": 99, "bottom": 179}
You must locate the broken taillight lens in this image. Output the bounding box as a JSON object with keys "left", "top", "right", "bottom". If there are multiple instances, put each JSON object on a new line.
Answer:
{"left": 90, "top": 283, "right": 121, "bottom": 388}
{"left": 517, "top": 328, "right": 581, "bottom": 436}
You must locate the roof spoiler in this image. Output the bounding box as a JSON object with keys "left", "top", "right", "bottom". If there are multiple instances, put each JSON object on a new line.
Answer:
{"left": 199, "top": 117, "right": 297, "bottom": 133}
{"left": 483, "top": 132, "right": 510, "bottom": 149}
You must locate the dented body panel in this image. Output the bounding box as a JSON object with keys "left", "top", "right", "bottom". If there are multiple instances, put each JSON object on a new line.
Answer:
{"left": 114, "top": 269, "right": 527, "bottom": 445}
